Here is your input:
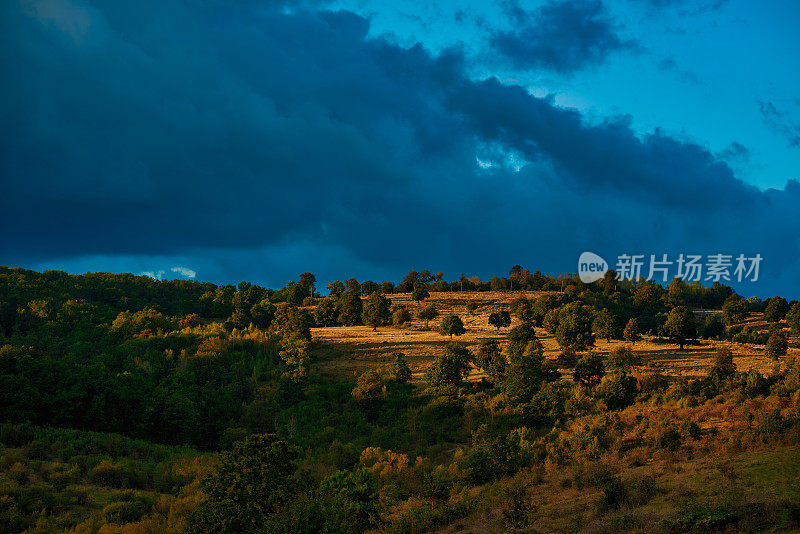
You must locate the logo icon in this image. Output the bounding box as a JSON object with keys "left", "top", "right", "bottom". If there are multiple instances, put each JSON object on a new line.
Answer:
{"left": 578, "top": 252, "right": 608, "bottom": 283}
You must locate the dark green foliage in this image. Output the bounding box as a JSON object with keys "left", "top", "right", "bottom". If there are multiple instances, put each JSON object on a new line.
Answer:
{"left": 573, "top": 352, "right": 605, "bottom": 387}
{"left": 764, "top": 296, "right": 790, "bottom": 323}
{"left": 438, "top": 315, "right": 465, "bottom": 339}
{"left": 475, "top": 339, "right": 506, "bottom": 384}
{"left": 597, "top": 373, "right": 638, "bottom": 410}
{"left": 188, "top": 434, "right": 301, "bottom": 533}
{"left": 250, "top": 299, "right": 276, "bottom": 329}
{"left": 416, "top": 303, "right": 438, "bottom": 328}
{"left": 555, "top": 303, "right": 596, "bottom": 352}
{"left": 663, "top": 306, "right": 697, "bottom": 350}
{"left": 606, "top": 345, "right": 640, "bottom": 373}
{"left": 623, "top": 317, "right": 641, "bottom": 344}
{"left": 502, "top": 339, "right": 547, "bottom": 403}
{"left": 314, "top": 297, "right": 339, "bottom": 327}
{"left": 327, "top": 281, "right": 345, "bottom": 298}
{"left": 593, "top": 308, "right": 621, "bottom": 341}
{"left": 425, "top": 343, "right": 472, "bottom": 390}
{"left": 722, "top": 295, "right": 749, "bottom": 325}
{"left": 392, "top": 306, "right": 411, "bottom": 327}
{"left": 362, "top": 292, "right": 391, "bottom": 331}
{"left": 488, "top": 310, "right": 511, "bottom": 330}
{"left": 765, "top": 330, "right": 788, "bottom": 360}
{"left": 702, "top": 314, "right": 726, "bottom": 339}
{"left": 338, "top": 291, "right": 363, "bottom": 326}
{"left": 389, "top": 352, "right": 412, "bottom": 383}
{"left": 708, "top": 346, "right": 737, "bottom": 386}
{"left": 411, "top": 286, "right": 430, "bottom": 302}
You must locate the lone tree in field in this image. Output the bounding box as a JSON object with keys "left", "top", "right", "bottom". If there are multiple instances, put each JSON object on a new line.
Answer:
{"left": 765, "top": 330, "right": 788, "bottom": 360}
{"left": 663, "top": 306, "right": 697, "bottom": 350}
{"left": 623, "top": 318, "right": 641, "bottom": 344}
{"left": 555, "top": 303, "right": 596, "bottom": 352}
{"left": 392, "top": 306, "right": 411, "bottom": 327}
{"left": 488, "top": 310, "right": 511, "bottom": 331}
{"left": 764, "top": 296, "right": 790, "bottom": 323}
{"left": 417, "top": 304, "right": 439, "bottom": 329}
{"left": 709, "top": 346, "right": 737, "bottom": 385}
{"left": 439, "top": 315, "right": 465, "bottom": 339}
{"left": 606, "top": 345, "right": 641, "bottom": 374}
{"left": 593, "top": 308, "right": 620, "bottom": 342}
{"left": 411, "top": 286, "right": 430, "bottom": 303}
{"left": 362, "top": 292, "right": 391, "bottom": 331}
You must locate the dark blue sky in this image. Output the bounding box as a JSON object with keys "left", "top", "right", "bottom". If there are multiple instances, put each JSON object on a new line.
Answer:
{"left": 1, "top": 0, "right": 799, "bottom": 297}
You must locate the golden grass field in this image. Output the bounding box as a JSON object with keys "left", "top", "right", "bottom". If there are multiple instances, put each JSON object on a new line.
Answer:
{"left": 312, "top": 291, "right": 798, "bottom": 384}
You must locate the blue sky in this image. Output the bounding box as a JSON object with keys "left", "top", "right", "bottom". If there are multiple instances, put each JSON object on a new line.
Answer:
{"left": 1, "top": 0, "right": 799, "bottom": 297}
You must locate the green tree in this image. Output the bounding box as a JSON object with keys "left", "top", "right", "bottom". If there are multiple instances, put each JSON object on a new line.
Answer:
{"left": 721, "top": 295, "right": 748, "bottom": 325}
{"left": 279, "top": 331, "right": 311, "bottom": 378}
{"left": 362, "top": 292, "right": 391, "bottom": 331}
{"left": 327, "top": 281, "right": 345, "bottom": 298}
{"left": 555, "top": 303, "right": 596, "bottom": 352}
{"left": 606, "top": 345, "right": 641, "bottom": 373}
{"left": 764, "top": 296, "right": 790, "bottom": 323}
{"left": 188, "top": 434, "right": 301, "bottom": 533}
{"left": 502, "top": 339, "right": 547, "bottom": 403}
{"left": 411, "top": 286, "right": 430, "bottom": 303}
{"left": 439, "top": 315, "right": 465, "bottom": 339}
{"left": 314, "top": 297, "right": 339, "bottom": 327}
{"left": 708, "top": 346, "right": 736, "bottom": 385}
{"left": 506, "top": 322, "right": 538, "bottom": 360}
{"left": 593, "top": 308, "right": 621, "bottom": 342}
{"left": 790, "top": 303, "right": 800, "bottom": 334}
{"left": 465, "top": 301, "right": 479, "bottom": 314}
{"left": 351, "top": 370, "right": 385, "bottom": 404}
{"left": 765, "top": 330, "right": 788, "bottom": 360}
{"left": 488, "top": 310, "right": 511, "bottom": 330}
{"left": 475, "top": 339, "right": 506, "bottom": 384}
{"left": 416, "top": 304, "right": 439, "bottom": 329}
{"left": 623, "top": 318, "right": 641, "bottom": 344}
{"left": 389, "top": 352, "right": 412, "bottom": 383}
{"left": 250, "top": 299, "right": 276, "bottom": 329}
{"left": 392, "top": 306, "right": 411, "bottom": 327}
{"left": 337, "top": 291, "right": 363, "bottom": 326}
{"left": 573, "top": 352, "right": 605, "bottom": 387}
{"left": 663, "top": 306, "right": 697, "bottom": 350}
{"left": 425, "top": 342, "right": 472, "bottom": 390}
{"left": 702, "top": 314, "right": 726, "bottom": 339}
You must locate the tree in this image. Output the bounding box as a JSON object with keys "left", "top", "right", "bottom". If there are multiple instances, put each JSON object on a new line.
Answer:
{"left": 573, "top": 352, "right": 605, "bottom": 387}
{"left": 702, "top": 315, "right": 726, "bottom": 339}
{"left": 362, "top": 292, "right": 391, "bottom": 331}
{"left": 555, "top": 303, "right": 596, "bottom": 352}
{"left": 417, "top": 304, "right": 439, "bottom": 329}
{"left": 351, "top": 370, "right": 385, "bottom": 403}
{"left": 299, "top": 272, "right": 316, "bottom": 298}
{"left": 314, "top": 297, "right": 339, "bottom": 327}
{"left": 593, "top": 308, "right": 620, "bottom": 342}
{"left": 361, "top": 280, "right": 379, "bottom": 296}
{"left": 488, "top": 310, "right": 511, "bottom": 330}
{"left": 606, "top": 345, "right": 641, "bottom": 373}
{"left": 188, "top": 434, "right": 300, "bottom": 533}
{"left": 502, "top": 339, "right": 547, "bottom": 403}
{"left": 392, "top": 307, "right": 411, "bottom": 327}
{"left": 791, "top": 303, "right": 800, "bottom": 334}
{"left": 708, "top": 346, "right": 736, "bottom": 385}
{"left": 439, "top": 315, "right": 465, "bottom": 339}
{"left": 764, "top": 296, "right": 790, "bottom": 323}
{"left": 765, "top": 330, "right": 788, "bottom": 360}
{"left": 475, "top": 339, "right": 506, "bottom": 384}
{"left": 721, "top": 295, "right": 748, "bottom": 325}
{"left": 345, "top": 278, "right": 361, "bottom": 295}
{"left": 425, "top": 342, "right": 472, "bottom": 390}
{"left": 509, "top": 265, "right": 524, "bottom": 291}
{"left": 338, "top": 291, "right": 363, "bottom": 326}
{"left": 663, "top": 306, "right": 697, "bottom": 350}
{"left": 250, "top": 299, "right": 276, "bottom": 329}
{"left": 389, "top": 352, "right": 412, "bottom": 383}
{"left": 465, "top": 301, "right": 478, "bottom": 314}
{"left": 279, "top": 331, "right": 311, "bottom": 378}
{"left": 623, "top": 318, "right": 641, "bottom": 344}
{"left": 328, "top": 281, "right": 345, "bottom": 298}
{"left": 506, "top": 322, "right": 538, "bottom": 360}
{"left": 411, "top": 286, "right": 430, "bottom": 303}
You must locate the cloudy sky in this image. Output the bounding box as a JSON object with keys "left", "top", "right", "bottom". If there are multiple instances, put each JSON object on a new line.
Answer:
{"left": 1, "top": 0, "right": 799, "bottom": 297}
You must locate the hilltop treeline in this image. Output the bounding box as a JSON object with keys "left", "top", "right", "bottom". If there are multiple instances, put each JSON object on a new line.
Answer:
{"left": 2, "top": 265, "right": 800, "bottom": 532}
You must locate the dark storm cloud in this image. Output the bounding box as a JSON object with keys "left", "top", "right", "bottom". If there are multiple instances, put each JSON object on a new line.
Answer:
{"left": 760, "top": 101, "right": 800, "bottom": 148}
{"left": 490, "top": 0, "right": 638, "bottom": 74}
{"left": 1, "top": 0, "right": 798, "bottom": 295}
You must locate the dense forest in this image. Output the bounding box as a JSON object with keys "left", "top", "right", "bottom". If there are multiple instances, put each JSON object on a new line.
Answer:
{"left": 1, "top": 265, "right": 800, "bottom": 532}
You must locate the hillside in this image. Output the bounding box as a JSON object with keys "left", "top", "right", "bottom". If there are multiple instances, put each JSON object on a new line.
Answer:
{"left": 1, "top": 267, "right": 800, "bottom": 532}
